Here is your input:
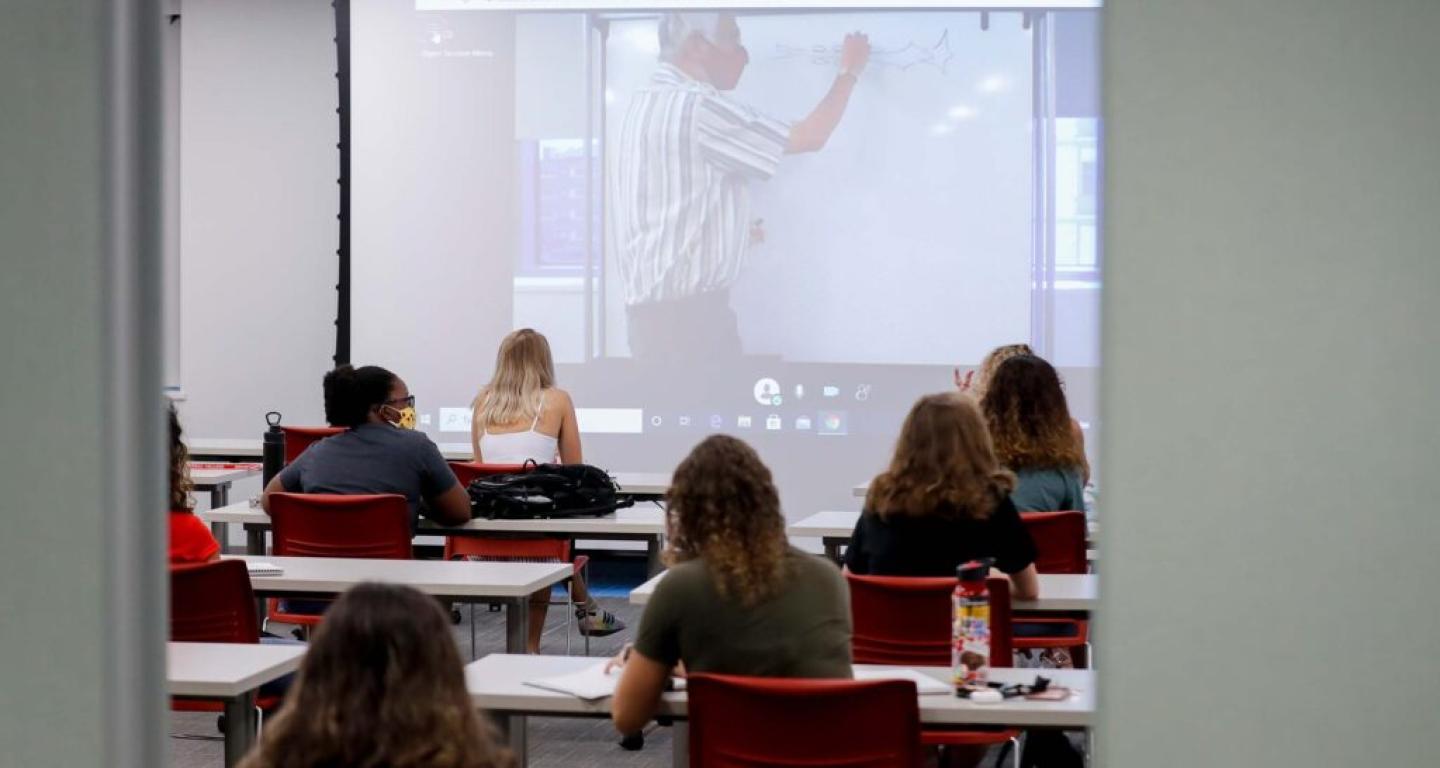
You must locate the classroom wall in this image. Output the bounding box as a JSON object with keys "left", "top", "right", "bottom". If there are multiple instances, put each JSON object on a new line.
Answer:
{"left": 0, "top": 2, "right": 167, "bottom": 766}
{"left": 1099, "top": 1, "right": 1440, "bottom": 765}
{"left": 177, "top": 0, "right": 337, "bottom": 439}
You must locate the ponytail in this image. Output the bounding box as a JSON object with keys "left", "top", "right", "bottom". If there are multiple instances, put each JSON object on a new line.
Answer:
{"left": 323, "top": 365, "right": 396, "bottom": 427}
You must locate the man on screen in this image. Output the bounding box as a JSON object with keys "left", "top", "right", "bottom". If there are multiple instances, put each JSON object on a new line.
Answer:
{"left": 611, "top": 13, "right": 870, "bottom": 361}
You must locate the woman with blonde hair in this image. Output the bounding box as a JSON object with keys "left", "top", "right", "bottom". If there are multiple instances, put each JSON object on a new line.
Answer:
{"left": 238, "top": 583, "right": 511, "bottom": 768}
{"left": 469, "top": 328, "right": 622, "bottom": 648}
{"left": 845, "top": 392, "right": 1040, "bottom": 600}
{"left": 609, "top": 435, "right": 852, "bottom": 736}
{"left": 954, "top": 342, "right": 1033, "bottom": 400}
{"left": 980, "top": 354, "right": 1089, "bottom": 511}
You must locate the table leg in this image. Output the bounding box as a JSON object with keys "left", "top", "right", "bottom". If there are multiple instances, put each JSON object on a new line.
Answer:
{"left": 222, "top": 692, "right": 258, "bottom": 768}
{"left": 245, "top": 525, "right": 266, "bottom": 556}
{"left": 645, "top": 536, "right": 663, "bottom": 577}
{"left": 499, "top": 714, "right": 528, "bottom": 765}
{"left": 505, "top": 598, "right": 530, "bottom": 654}
{"left": 672, "top": 721, "right": 689, "bottom": 768}
{"left": 209, "top": 520, "right": 227, "bottom": 546}
{"left": 822, "top": 537, "right": 843, "bottom": 563}
{"left": 211, "top": 483, "right": 230, "bottom": 509}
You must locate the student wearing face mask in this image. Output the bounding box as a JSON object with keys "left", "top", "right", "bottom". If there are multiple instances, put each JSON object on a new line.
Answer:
{"left": 261, "top": 365, "right": 471, "bottom": 528}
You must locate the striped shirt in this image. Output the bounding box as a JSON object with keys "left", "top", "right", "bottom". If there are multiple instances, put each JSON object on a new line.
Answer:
{"left": 610, "top": 64, "right": 790, "bottom": 306}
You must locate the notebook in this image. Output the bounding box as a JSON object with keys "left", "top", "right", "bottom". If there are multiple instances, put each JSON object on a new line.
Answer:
{"left": 853, "top": 668, "right": 952, "bottom": 695}
{"left": 524, "top": 662, "right": 687, "bottom": 701}
{"left": 245, "top": 561, "right": 284, "bottom": 577}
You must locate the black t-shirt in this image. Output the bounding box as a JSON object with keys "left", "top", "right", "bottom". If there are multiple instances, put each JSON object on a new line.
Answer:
{"left": 843, "top": 496, "right": 1038, "bottom": 577}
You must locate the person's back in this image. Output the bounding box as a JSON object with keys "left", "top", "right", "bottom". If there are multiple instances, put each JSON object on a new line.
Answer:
{"left": 280, "top": 423, "right": 453, "bottom": 523}
{"left": 1011, "top": 466, "right": 1085, "bottom": 513}
{"left": 639, "top": 548, "right": 851, "bottom": 678}
{"left": 471, "top": 330, "right": 581, "bottom": 466}
{"left": 845, "top": 393, "right": 1040, "bottom": 600}
{"left": 476, "top": 388, "right": 564, "bottom": 464}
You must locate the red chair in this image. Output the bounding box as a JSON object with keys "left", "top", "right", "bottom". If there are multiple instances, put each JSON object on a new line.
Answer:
{"left": 688, "top": 673, "right": 922, "bottom": 768}
{"left": 169, "top": 560, "right": 282, "bottom": 718}
{"left": 447, "top": 461, "right": 592, "bottom": 655}
{"left": 847, "top": 572, "right": 1019, "bottom": 766}
{"left": 1018, "top": 511, "right": 1090, "bottom": 666}
{"left": 265, "top": 493, "right": 411, "bottom": 636}
{"left": 279, "top": 425, "right": 346, "bottom": 465}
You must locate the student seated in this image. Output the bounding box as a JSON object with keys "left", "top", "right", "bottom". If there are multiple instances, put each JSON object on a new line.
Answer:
{"left": 167, "top": 404, "right": 220, "bottom": 564}
{"left": 845, "top": 392, "right": 1040, "bottom": 601}
{"left": 979, "top": 354, "right": 1089, "bottom": 511}
{"left": 469, "top": 328, "right": 622, "bottom": 649}
{"left": 261, "top": 364, "right": 470, "bottom": 526}
{"left": 610, "top": 435, "right": 852, "bottom": 736}
{"left": 237, "top": 583, "right": 512, "bottom": 768}
{"left": 954, "top": 342, "right": 1033, "bottom": 400}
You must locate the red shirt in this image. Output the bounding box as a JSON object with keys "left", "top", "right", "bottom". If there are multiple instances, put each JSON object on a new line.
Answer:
{"left": 169, "top": 509, "right": 221, "bottom": 564}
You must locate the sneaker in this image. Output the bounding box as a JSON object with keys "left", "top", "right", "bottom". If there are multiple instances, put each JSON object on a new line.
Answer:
{"left": 576, "top": 607, "right": 625, "bottom": 637}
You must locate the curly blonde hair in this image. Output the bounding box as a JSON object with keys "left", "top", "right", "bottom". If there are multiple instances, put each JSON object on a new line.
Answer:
{"left": 664, "top": 435, "right": 789, "bottom": 607}
{"left": 980, "top": 354, "right": 1086, "bottom": 472}
{"left": 867, "top": 393, "right": 1016, "bottom": 520}
{"left": 971, "top": 343, "right": 1033, "bottom": 401}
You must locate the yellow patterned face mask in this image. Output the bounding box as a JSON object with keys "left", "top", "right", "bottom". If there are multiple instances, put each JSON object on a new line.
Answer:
{"left": 388, "top": 406, "right": 417, "bottom": 430}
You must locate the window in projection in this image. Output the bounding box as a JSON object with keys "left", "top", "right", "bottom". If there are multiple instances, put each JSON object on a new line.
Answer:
{"left": 350, "top": 1, "right": 1102, "bottom": 506}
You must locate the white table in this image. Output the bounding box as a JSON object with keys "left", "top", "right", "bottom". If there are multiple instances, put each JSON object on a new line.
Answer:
{"left": 168, "top": 641, "right": 305, "bottom": 767}
{"left": 629, "top": 570, "right": 1097, "bottom": 614}
{"left": 200, "top": 503, "right": 669, "bottom": 575}
{"left": 190, "top": 462, "right": 261, "bottom": 518}
{"left": 230, "top": 555, "right": 570, "bottom": 653}
{"left": 466, "top": 653, "right": 1094, "bottom": 766}
{"left": 793, "top": 508, "right": 1099, "bottom": 556}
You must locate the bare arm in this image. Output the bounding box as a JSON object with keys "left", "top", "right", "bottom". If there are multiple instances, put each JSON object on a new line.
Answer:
{"left": 260, "top": 475, "right": 286, "bottom": 513}
{"left": 1009, "top": 564, "right": 1040, "bottom": 602}
{"left": 426, "top": 483, "right": 473, "bottom": 527}
{"left": 611, "top": 649, "right": 670, "bottom": 735}
{"left": 787, "top": 33, "right": 869, "bottom": 154}
{"left": 555, "top": 390, "right": 583, "bottom": 464}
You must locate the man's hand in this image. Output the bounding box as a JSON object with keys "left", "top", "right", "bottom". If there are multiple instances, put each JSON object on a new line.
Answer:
{"left": 841, "top": 32, "right": 871, "bottom": 77}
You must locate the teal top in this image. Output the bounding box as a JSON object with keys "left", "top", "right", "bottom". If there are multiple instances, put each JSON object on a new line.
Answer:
{"left": 1011, "top": 466, "right": 1086, "bottom": 513}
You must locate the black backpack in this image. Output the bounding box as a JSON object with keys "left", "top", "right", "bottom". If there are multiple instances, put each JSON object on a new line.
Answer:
{"left": 466, "top": 462, "right": 635, "bottom": 520}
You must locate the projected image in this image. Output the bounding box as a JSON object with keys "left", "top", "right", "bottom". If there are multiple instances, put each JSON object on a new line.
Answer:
{"left": 349, "top": 1, "right": 1100, "bottom": 482}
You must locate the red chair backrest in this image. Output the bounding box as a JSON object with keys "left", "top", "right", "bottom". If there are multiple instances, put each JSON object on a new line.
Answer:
{"left": 170, "top": 560, "right": 259, "bottom": 643}
{"left": 1020, "top": 511, "right": 1088, "bottom": 574}
{"left": 444, "top": 535, "right": 571, "bottom": 562}
{"left": 269, "top": 493, "right": 411, "bottom": 559}
{"left": 448, "top": 460, "right": 531, "bottom": 487}
{"left": 280, "top": 426, "right": 346, "bottom": 465}
{"left": 688, "top": 673, "right": 922, "bottom": 768}
{"left": 847, "top": 572, "right": 1012, "bottom": 668}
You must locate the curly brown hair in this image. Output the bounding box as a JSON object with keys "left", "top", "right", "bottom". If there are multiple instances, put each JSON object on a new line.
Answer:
{"left": 980, "top": 355, "right": 1086, "bottom": 472}
{"left": 866, "top": 393, "right": 1016, "bottom": 520}
{"left": 971, "top": 343, "right": 1033, "bottom": 401}
{"left": 664, "top": 435, "right": 789, "bottom": 607}
{"left": 169, "top": 404, "right": 193, "bottom": 511}
{"left": 238, "top": 583, "right": 512, "bottom": 768}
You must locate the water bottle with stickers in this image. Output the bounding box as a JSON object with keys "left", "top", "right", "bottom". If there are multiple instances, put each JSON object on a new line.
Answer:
{"left": 953, "top": 559, "right": 994, "bottom": 692}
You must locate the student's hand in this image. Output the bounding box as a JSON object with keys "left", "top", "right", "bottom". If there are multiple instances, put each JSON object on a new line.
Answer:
{"left": 605, "top": 643, "right": 634, "bottom": 675}
{"left": 954, "top": 367, "right": 975, "bottom": 392}
{"left": 673, "top": 661, "right": 688, "bottom": 679}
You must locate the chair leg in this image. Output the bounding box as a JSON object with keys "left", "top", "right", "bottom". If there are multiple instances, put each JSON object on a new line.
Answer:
{"left": 469, "top": 603, "right": 477, "bottom": 660}
{"left": 1011, "top": 734, "right": 1023, "bottom": 768}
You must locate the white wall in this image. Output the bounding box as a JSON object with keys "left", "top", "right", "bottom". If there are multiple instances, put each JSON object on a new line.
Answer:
{"left": 1, "top": 2, "right": 167, "bottom": 766}
{"left": 178, "top": 0, "right": 337, "bottom": 439}
{"left": 1099, "top": 1, "right": 1440, "bottom": 765}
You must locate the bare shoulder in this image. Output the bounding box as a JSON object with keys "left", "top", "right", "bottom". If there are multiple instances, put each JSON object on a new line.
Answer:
{"left": 546, "top": 387, "right": 576, "bottom": 411}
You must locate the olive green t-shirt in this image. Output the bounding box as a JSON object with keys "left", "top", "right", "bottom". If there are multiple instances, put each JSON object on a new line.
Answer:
{"left": 634, "top": 547, "right": 853, "bottom": 678}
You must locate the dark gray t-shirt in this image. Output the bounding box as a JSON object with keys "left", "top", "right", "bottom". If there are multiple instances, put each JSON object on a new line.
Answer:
{"left": 276, "top": 423, "right": 458, "bottom": 526}
{"left": 635, "top": 547, "right": 852, "bottom": 678}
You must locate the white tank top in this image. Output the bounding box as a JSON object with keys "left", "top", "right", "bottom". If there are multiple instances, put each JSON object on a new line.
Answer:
{"left": 478, "top": 393, "right": 559, "bottom": 464}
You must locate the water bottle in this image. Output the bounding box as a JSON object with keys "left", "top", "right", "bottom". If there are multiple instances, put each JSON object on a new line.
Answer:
{"left": 953, "top": 558, "right": 994, "bottom": 691}
{"left": 262, "top": 411, "right": 285, "bottom": 487}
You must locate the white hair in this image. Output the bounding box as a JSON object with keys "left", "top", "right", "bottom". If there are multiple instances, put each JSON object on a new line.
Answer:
{"left": 658, "top": 12, "right": 723, "bottom": 62}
